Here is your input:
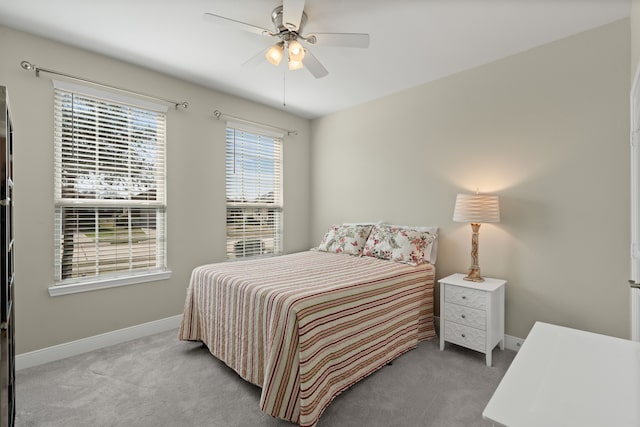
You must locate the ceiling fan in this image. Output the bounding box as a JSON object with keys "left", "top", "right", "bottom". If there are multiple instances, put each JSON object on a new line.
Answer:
{"left": 203, "top": 0, "right": 370, "bottom": 78}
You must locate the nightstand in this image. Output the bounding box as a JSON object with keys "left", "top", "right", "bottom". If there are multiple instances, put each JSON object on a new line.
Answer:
{"left": 439, "top": 273, "right": 506, "bottom": 367}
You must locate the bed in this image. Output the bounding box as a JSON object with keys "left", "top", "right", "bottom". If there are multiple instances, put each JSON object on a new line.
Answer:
{"left": 179, "top": 224, "right": 437, "bottom": 427}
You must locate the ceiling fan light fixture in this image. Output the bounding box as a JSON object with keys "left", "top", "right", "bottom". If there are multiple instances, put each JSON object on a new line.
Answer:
{"left": 288, "top": 39, "right": 305, "bottom": 62}
{"left": 288, "top": 58, "right": 303, "bottom": 71}
{"left": 265, "top": 42, "right": 285, "bottom": 66}
{"left": 203, "top": 3, "right": 369, "bottom": 79}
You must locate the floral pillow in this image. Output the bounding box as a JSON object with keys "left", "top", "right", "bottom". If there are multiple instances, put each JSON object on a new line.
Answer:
{"left": 317, "top": 224, "right": 373, "bottom": 256}
{"left": 387, "top": 224, "right": 439, "bottom": 264}
{"left": 362, "top": 225, "right": 436, "bottom": 265}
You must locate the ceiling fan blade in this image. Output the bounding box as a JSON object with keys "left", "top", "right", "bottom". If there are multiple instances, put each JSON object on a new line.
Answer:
{"left": 306, "top": 33, "right": 370, "bottom": 48}
{"left": 283, "top": 0, "right": 306, "bottom": 31}
{"left": 302, "top": 49, "right": 328, "bottom": 79}
{"left": 242, "top": 48, "right": 269, "bottom": 68}
{"left": 203, "top": 12, "right": 272, "bottom": 36}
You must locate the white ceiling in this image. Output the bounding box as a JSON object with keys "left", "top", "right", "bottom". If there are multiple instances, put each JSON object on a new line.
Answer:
{"left": 0, "top": 0, "right": 631, "bottom": 119}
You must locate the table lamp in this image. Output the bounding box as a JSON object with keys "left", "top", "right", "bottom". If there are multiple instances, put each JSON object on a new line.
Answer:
{"left": 453, "top": 193, "right": 500, "bottom": 282}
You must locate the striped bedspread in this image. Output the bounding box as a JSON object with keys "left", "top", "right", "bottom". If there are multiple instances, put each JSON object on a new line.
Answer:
{"left": 179, "top": 250, "right": 435, "bottom": 427}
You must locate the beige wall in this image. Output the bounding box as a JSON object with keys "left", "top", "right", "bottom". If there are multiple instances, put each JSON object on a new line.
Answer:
{"left": 1, "top": 17, "right": 632, "bottom": 353}
{"left": 632, "top": 0, "right": 640, "bottom": 76}
{"left": 0, "top": 25, "right": 312, "bottom": 354}
{"left": 311, "top": 20, "right": 631, "bottom": 340}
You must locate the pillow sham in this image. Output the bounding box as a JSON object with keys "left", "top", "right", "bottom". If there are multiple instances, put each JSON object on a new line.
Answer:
{"left": 386, "top": 224, "right": 439, "bottom": 264}
{"left": 317, "top": 224, "right": 373, "bottom": 256}
{"left": 362, "top": 225, "right": 436, "bottom": 265}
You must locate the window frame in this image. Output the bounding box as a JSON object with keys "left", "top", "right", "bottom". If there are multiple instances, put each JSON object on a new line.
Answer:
{"left": 49, "top": 80, "right": 171, "bottom": 296}
{"left": 225, "top": 122, "right": 283, "bottom": 260}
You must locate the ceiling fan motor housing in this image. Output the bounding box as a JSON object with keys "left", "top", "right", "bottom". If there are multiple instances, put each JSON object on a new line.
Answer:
{"left": 271, "top": 5, "right": 308, "bottom": 34}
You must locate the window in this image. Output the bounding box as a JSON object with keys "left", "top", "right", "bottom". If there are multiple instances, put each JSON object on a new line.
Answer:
{"left": 53, "top": 81, "right": 167, "bottom": 290}
{"left": 225, "top": 124, "right": 283, "bottom": 259}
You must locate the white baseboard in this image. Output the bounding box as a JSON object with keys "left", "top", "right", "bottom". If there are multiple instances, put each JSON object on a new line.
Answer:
{"left": 434, "top": 316, "right": 523, "bottom": 352}
{"left": 504, "top": 334, "right": 525, "bottom": 351}
{"left": 16, "top": 314, "right": 183, "bottom": 371}
{"left": 18, "top": 314, "right": 523, "bottom": 371}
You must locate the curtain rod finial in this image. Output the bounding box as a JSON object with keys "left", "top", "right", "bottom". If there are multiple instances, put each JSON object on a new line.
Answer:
{"left": 20, "top": 60, "right": 34, "bottom": 71}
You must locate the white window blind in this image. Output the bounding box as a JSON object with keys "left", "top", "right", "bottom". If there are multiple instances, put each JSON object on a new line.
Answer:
{"left": 226, "top": 125, "right": 283, "bottom": 259}
{"left": 53, "top": 85, "right": 167, "bottom": 284}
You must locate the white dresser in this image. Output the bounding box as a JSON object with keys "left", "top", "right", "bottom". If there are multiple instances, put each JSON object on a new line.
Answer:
{"left": 483, "top": 322, "right": 640, "bottom": 426}
{"left": 439, "top": 273, "right": 506, "bottom": 366}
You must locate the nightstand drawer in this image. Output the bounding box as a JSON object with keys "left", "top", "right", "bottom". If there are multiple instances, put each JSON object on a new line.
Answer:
{"left": 444, "top": 284, "right": 486, "bottom": 310}
{"left": 444, "top": 303, "right": 486, "bottom": 330}
{"left": 444, "top": 322, "right": 486, "bottom": 353}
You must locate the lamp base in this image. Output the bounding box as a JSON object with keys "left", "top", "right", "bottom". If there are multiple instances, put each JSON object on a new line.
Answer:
{"left": 463, "top": 266, "right": 485, "bottom": 283}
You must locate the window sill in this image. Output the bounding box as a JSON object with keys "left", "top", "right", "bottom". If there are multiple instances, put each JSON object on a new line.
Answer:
{"left": 48, "top": 270, "right": 172, "bottom": 297}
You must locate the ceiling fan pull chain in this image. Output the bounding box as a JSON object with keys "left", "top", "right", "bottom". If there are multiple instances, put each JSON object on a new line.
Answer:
{"left": 283, "top": 73, "right": 286, "bottom": 108}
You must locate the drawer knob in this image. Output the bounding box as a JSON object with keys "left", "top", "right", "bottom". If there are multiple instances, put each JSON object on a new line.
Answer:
{"left": 461, "top": 334, "right": 466, "bottom": 338}
{"left": 461, "top": 314, "right": 466, "bottom": 319}
{"left": 462, "top": 296, "right": 467, "bottom": 300}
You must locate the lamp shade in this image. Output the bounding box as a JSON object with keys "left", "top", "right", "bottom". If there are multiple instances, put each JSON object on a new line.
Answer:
{"left": 265, "top": 42, "right": 285, "bottom": 66}
{"left": 453, "top": 194, "right": 500, "bottom": 223}
{"left": 288, "top": 40, "right": 305, "bottom": 62}
{"left": 288, "top": 59, "right": 303, "bottom": 70}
